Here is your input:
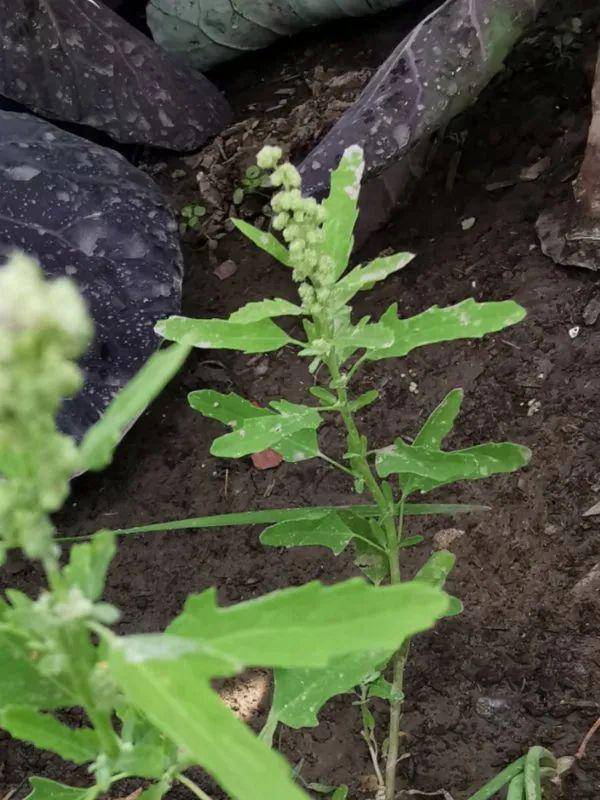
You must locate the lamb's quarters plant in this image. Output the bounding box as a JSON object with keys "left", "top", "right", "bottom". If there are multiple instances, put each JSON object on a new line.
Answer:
{"left": 0, "top": 254, "right": 450, "bottom": 799}
{"left": 154, "top": 144, "right": 565, "bottom": 799}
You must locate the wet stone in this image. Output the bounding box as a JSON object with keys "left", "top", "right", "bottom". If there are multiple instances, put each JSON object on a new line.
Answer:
{"left": 0, "top": 0, "right": 232, "bottom": 150}
{"left": 0, "top": 111, "right": 184, "bottom": 439}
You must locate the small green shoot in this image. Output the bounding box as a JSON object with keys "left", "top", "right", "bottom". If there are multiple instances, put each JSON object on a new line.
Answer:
{"left": 180, "top": 202, "right": 206, "bottom": 233}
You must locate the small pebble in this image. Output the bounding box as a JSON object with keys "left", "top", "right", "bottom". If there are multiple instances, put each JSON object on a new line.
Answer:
{"left": 568, "top": 325, "right": 580, "bottom": 339}
{"left": 583, "top": 296, "right": 600, "bottom": 326}
{"left": 461, "top": 216, "right": 476, "bottom": 230}
{"left": 213, "top": 259, "right": 238, "bottom": 280}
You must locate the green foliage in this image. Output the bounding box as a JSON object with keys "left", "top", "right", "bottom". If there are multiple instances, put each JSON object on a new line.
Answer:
{"left": 155, "top": 144, "right": 537, "bottom": 799}
{"left": 0, "top": 150, "right": 559, "bottom": 800}
{"left": 180, "top": 202, "right": 206, "bottom": 233}
{"left": 0, "top": 250, "right": 451, "bottom": 800}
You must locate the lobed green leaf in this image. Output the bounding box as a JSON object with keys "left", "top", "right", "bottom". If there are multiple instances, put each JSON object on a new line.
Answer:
{"left": 376, "top": 440, "right": 531, "bottom": 494}
{"left": 167, "top": 578, "right": 448, "bottom": 670}
{"left": 189, "top": 390, "right": 321, "bottom": 460}
{"left": 367, "top": 298, "right": 526, "bottom": 361}
{"left": 260, "top": 511, "right": 355, "bottom": 555}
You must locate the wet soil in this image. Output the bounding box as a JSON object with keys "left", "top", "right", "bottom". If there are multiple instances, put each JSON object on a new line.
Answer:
{"left": 2, "top": 1, "right": 600, "bottom": 798}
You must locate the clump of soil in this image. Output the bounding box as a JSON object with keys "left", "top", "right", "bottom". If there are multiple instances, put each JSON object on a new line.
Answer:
{"left": 2, "top": 1, "right": 600, "bottom": 798}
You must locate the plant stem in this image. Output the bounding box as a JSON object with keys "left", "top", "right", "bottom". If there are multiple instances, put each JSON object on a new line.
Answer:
{"left": 177, "top": 774, "right": 215, "bottom": 800}
{"left": 384, "top": 496, "right": 408, "bottom": 800}
{"left": 323, "top": 348, "right": 410, "bottom": 800}
{"left": 359, "top": 686, "right": 385, "bottom": 791}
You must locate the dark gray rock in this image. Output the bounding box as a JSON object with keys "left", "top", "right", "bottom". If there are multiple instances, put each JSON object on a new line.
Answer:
{"left": 0, "top": 111, "right": 183, "bottom": 439}
{"left": 0, "top": 0, "right": 232, "bottom": 151}
{"left": 300, "top": 0, "right": 543, "bottom": 243}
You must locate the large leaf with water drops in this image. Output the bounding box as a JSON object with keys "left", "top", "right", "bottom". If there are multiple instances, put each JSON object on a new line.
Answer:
{"left": 367, "top": 298, "right": 526, "bottom": 360}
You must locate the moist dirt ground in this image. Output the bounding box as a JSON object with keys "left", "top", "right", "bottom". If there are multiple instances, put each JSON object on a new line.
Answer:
{"left": 2, "top": 1, "right": 600, "bottom": 798}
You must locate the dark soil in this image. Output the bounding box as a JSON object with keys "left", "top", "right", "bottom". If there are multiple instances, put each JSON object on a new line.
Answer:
{"left": 3, "top": 1, "right": 600, "bottom": 798}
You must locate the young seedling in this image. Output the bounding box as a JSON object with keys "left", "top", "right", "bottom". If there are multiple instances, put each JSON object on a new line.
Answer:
{"left": 233, "top": 163, "right": 271, "bottom": 205}
{"left": 180, "top": 202, "right": 207, "bottom": 234}
{"left": 154, "top": 144, "right": 534, "bottom": 799}
{"left": 0, "top": 254, "right": 449, "bottom": 800}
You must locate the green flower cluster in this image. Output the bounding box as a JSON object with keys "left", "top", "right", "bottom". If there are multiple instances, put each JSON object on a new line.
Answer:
{"left": 0, "top": 253, "right": 92, "bottom": 565}
{"left": 257, "top": 146, "right": 334, "bottom": 317}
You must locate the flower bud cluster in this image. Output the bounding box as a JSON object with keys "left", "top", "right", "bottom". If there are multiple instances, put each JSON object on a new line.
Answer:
{"left": 0, "top": 253, "right": 93, "bottom": 565}
{"left": 256, "top": 146, "right": 335, "bottom": 317}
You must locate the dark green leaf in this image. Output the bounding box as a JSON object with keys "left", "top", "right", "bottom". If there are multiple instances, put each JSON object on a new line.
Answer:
{"left": 398, "top": 535, "right": 424, "bottom": 550}
{"left": 79, "top": 342, "right": 190, "bottom": 472}
{"left": 368, "top": 298, "right": 526, "bottom": 361}
{"left": 260, "top": 512, "right": 355, "bottom": 555}
{"left": 1, "top": 707, "right": 99, "bottom": 763}
{"left": 155, "top": 316, "right": 291, "bottom": 354}
{"left": 349, "top": 390, "right": 379, "bottom": 412}
{"left": 63, "top": 530, "right": 115, "bottom": 602}
{"left": 232, "top": 219, "right": 292, "bottom": 267}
